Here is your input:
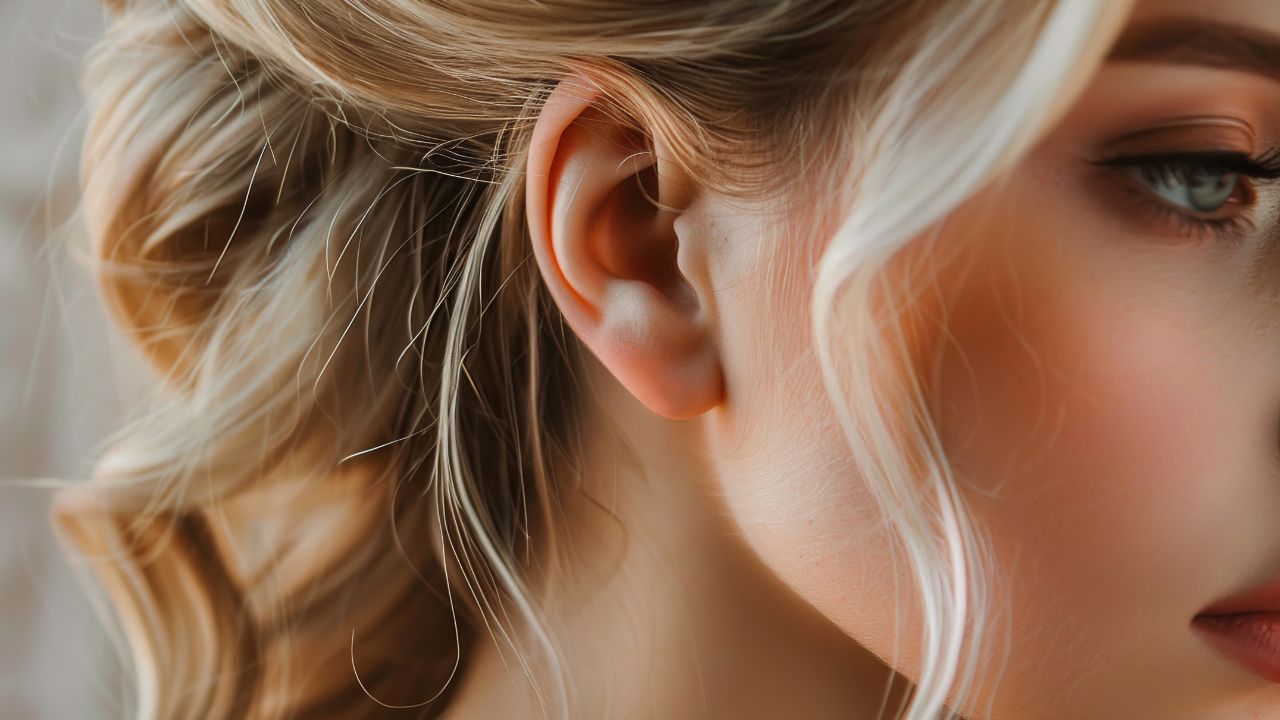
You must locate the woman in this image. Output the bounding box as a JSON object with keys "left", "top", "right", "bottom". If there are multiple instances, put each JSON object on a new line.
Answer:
{"left": 52, "top": 0, "right": 1280, "bottom": 717}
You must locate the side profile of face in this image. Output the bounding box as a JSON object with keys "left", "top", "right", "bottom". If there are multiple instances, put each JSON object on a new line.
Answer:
{"left": 64, "top": 0, "right": 1280, "bottom": 716}
{"left": 695, "top": 0, "right": 1280, "bottom": 717}
{"left": 522, "top": 0, "right": 1280, "bottom": 717}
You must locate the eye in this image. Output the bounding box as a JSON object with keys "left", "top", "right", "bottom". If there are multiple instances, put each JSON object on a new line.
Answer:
{"left": 1097, "top": 150, "right": 1280, "bottom": 217}
{"left": 1128, "top": 163, "right": 1240, "bottom": 213}
{"left": 1089, "top": 148, "right": 1280, "bottom": 244}
{"left": 1092, "top": 149, "right": 1280, "bottom": 243}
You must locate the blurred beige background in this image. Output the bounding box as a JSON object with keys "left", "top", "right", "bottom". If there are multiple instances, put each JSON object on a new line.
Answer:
{"left": 2, "top": 1, "right": 136, "bottom": 717}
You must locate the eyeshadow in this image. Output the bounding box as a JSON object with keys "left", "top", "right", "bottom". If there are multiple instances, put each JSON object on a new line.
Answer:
{"left": 1091, "top": 116, "right": 1258, "bottom": 161}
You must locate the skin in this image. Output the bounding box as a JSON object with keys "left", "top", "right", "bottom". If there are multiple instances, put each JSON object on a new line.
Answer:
{"left": 444, "top": 0, "right": 1280, "bottom": 718}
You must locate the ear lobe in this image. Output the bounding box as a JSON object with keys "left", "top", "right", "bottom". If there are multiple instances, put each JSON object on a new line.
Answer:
{"left": 525, "top": 74, "right": 724, "bottom": 420}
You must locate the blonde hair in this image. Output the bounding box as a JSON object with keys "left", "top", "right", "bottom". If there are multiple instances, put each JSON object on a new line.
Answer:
{"left": 53, "top": 1, "right": 1111, "bottom": 718}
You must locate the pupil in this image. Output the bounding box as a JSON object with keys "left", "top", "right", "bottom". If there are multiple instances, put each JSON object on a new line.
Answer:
{"left": 1187, "top": 171, "right": 1236, "bottom": 212}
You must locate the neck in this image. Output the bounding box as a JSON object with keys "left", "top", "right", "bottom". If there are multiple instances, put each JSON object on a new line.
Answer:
{"left": 441, "top": 356, "right": 911, "bottom": 719}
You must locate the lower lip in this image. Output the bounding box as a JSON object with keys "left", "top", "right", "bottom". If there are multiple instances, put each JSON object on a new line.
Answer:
{"left": 1192, "top": 612, "right": 1280, "bottom": 684}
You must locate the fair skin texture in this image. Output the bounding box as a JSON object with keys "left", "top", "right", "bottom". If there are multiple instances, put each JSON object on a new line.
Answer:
{"left": 444, "top": 1, "right": 1280, "bottom": 718}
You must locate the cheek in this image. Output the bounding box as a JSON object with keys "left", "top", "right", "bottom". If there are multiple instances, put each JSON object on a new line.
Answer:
{"left": 703, "top": 187, "right": 1274, "bottom": 717}
{"left": 706, "top": 202, "right": 852, "bottom": 520}
{"left": 941, "top": 257, "right": 1215, "bottom": 525}
{"left": 937, "top": 204, "right": 1266, "bottom": 578}
{"left": 932, "top": 216, "right": 1266, "bottom": 714}
{"left": 706, "top": 211, "right": 916, "bottom": 661}
{"left": 710, "top": 247, "right": 879, "bottom": 577}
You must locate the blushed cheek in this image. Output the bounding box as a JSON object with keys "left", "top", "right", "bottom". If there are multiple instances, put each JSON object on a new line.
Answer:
{"left": 928, "top": 217, "right": 1265, "bottom": 713}
{"left": 952, "top": 286, "right": 1211, "bottom": 557}
{"left": 943, "top": 247, "right": 1123, "bottom": 543}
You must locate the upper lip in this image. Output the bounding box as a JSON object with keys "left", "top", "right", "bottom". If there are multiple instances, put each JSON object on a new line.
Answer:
{"left": 1198, "top": 575, "right": 1280, "bottom": 616}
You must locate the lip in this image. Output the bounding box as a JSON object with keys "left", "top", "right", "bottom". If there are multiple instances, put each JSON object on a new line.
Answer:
{"left": 1191, "top": 613, "right": 1280, "bottom": 684}
{"left": 1193, "top": 575, "right": 1280, "bottom": 684}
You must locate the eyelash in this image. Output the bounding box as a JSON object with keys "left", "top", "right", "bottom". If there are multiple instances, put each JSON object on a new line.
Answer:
{"left": 1094, "top": 148, "right": 1280, "bottom": 244}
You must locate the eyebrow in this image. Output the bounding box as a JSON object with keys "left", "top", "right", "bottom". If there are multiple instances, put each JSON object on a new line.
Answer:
{"left": 1107, "top": 18, "right": 1280, "bottom": 82}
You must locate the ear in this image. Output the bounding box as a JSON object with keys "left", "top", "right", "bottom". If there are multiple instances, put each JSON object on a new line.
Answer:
{"left": 525, "top": 74, "right": 724, "bottom": 420}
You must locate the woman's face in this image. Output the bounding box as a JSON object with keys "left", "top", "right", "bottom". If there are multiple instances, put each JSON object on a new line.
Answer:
{"left": 706, "top": 0, "right": 1280, "bottom": 717}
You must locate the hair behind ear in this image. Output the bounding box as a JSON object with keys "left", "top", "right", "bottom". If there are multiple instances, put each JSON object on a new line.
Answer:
{"left": 65, "top": 4, "right": 498, "bottom": 717}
